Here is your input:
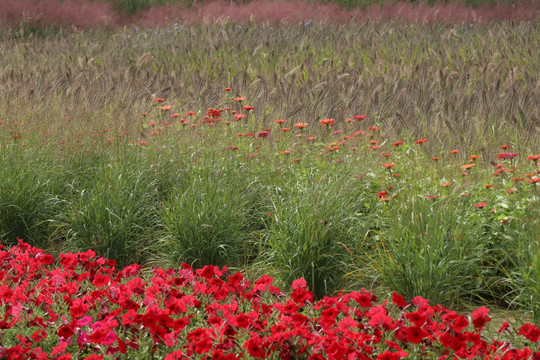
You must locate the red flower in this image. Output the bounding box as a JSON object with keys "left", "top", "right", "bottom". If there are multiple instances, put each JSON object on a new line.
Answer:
{"left": 39, "top": 254, "right": 55, "bottom": 265}
{"left": 164, "top": 350, "right": 184, "bottom": 360}
{"left": 377, "top": 351, "right": 403, "bottom": 360}
{"left": 519, "top": 323, "right": 540, "bottom": 342}
{"left": 498, "top": 153, "right": 519, "bottom": 159}
{"left": 291, "top": 278, "right": 313, "bottom": 304}
{"left": 57, "top": 325, "right": 74, "bottom": 339}
{"left": 31, "top": 329, "right": 47, "bottom": 343}
{"left": 70, "top": 298, "right": 89, "bottom": 318}
{"left": 405, "top": 325, "right": 427, "bottom": 344}
{"left": 354, "top": 115, "right": 367, "bottom": 120}
{"left": 244, "top": 333, "right": 266, "bottom": 358}
{"left": 415, "top": 139, "right": 427, "bottom": 144}
{"left": 392, "top": 292, "right": 408, "bottom": 308}
{"left": 472, "top": 306, "right": 491, "bottom": 331}
{"left": 92, "top": 274, "right": 110, "bottom": 287}
{"left": 85, "top": 355, "right": 104, "bottom": 360}
{"left": 377, "top": 191, "right": 389, "bottom": 198}
{"left": 498, "top": 321, "right": 510, "bottom": 333}
{"left": 392, "top": 141, "right": 403, "bottom": 147}
{"left": 320, "top": 118, "right": 335, "bottom": 125}
{"left": 230, "top": 313, "right": 251, "bottom": 329}
{"left": 194, "top": 337, "right": 213, "bottom": 354}
{"left": 89, "top": 329, "right": 106, "bottom": 344}
{"left": 474, "top": 202, "right": 488, "bottom": 209}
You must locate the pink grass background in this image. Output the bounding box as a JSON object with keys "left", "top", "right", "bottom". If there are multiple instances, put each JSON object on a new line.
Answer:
{"left": 1, "top": 0, "right": 539, "bottom": 29}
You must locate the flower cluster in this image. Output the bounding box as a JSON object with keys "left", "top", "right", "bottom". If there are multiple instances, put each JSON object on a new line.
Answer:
{"left": 1, "top": 240, "right": 539, "bottom": 359}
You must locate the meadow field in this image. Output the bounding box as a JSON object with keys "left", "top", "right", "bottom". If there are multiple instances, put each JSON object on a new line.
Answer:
{"left": 0, "top": 3, "right": 539, "bottom": 358}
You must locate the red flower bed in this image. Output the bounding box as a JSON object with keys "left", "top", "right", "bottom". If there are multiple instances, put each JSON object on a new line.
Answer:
{"left": 0, "top": 240, "right": 539, "bottom": 359}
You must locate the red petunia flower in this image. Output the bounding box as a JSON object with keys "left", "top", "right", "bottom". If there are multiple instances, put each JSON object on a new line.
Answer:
{"left": 244, "top": 333, "right": 266, "bottom": 358}
{"left": 392, "top": 292, "right": 408, "bottom": 308}
{"left": 70, "top": 298, "right": 89, "bottom": 319}
{"left": 405, "top": 325, "right": 427, "bottom": 344}
{"left": 57, "top": 326, "right": 74, "bottom": 339}
{"left": 471, "top": 306, "right": 491, "bottom": 331}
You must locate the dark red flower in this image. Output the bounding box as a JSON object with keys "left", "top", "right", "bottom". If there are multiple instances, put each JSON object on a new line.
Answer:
{"left": 391, "top": 292, "right": 407, "bottom": 308}
{"left": 57, "top": 325, "right": 74, "bottom": 339}
{"left": 244, "top": 334, "right": 266, "bottom": 358}
{"left": 405, "top": 325, "right": 427, "bottom": 344}
{"left": 472, "top": 306, "right": 491, "bottom": 331}
{"left": 519, "top": 323, "right": 540, "bottom": 342}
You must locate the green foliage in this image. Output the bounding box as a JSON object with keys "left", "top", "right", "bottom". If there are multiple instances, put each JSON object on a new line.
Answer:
{"left": 156, "top": 164, "right": 266, "bottom": 269}
{"left": 0, "top": 149, "right": 64, "bottom": 249}
{"left": 260, "top": 176, "right": 366, "bottom": 299}
{"left": 53, "top": 153, "right": 160, "bottom": 267}
{"left": 362, "top": 196, "right": 489, "bottom": 307}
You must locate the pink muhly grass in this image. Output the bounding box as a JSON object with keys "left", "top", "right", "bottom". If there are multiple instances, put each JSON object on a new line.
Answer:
{"left": 1, "top": 0, "right": 538, "bottom": 29}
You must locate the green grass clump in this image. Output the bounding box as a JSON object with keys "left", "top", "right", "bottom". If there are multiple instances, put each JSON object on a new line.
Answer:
{"left": 156, "top": 164, "right": 267, "bottom": 269}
